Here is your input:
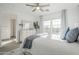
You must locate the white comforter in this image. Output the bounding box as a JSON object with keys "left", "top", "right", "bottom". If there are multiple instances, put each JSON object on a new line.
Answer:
{"left": 26, "top": 36, "right": 79, "bottom": 55}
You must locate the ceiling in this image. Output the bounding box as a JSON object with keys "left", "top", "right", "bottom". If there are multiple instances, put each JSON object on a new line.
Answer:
{"left": 0, "top": 3, "right": 79, "bottom": 16}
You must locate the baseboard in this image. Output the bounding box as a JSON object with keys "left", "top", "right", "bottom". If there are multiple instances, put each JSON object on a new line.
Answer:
{"left": 2, "top": 38, "right": 10, "bottom": 41}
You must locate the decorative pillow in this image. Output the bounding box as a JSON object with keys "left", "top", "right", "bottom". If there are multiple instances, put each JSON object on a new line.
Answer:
{"left": 62, "top": 27, "right": 70, "bottom": 40}
{"left": 77, "top": 35, "right": 79, "bottom": 42}
{"left": 66, "top": 28, "right": 79, "bottom": 43}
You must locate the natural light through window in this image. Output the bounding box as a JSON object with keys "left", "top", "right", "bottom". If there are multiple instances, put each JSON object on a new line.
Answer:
{"left": 42, "top": 19, "right": 61, "bottom": 40}
{"left": 51, "top": 19, "right": 61, "bottom": 40}
{"left": 43, "top": 20, "right": 51, "bottom": 28}
{"left": 52, "top": 19, "right": 61, "bottom": 28}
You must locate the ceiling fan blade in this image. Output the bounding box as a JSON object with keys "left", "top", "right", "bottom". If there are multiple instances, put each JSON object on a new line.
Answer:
{"left": 32, "top": 8, "right": 36, "bottom": 12}
{"left": 39, "top": 7, "right": 44, "bottom": 12}
{"left": 39, "top": 4, "right": 50, "bottom": 7}
{"left": 25, "top": 4, "right": 37, "bottom": 7}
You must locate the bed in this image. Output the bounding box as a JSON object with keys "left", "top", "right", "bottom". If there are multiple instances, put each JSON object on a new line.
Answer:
{"left": 3, "top": 34, "right": 79, "bottom": 55}
{"left": 21, "top": 34, "right": 79, "bottom": 55}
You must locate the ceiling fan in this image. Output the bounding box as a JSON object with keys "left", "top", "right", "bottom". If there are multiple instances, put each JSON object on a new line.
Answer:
{"left": 25, "top": 3, "right": 50, "bottom": 12}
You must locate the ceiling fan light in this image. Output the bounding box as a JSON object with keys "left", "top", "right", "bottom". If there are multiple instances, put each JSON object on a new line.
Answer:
{"left": 37, "top": 7, "right": 40, "bottom": 10}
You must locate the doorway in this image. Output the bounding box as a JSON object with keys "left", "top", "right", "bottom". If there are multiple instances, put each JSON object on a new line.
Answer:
{"left": 10, "top": 19, "right": 16, "bottom": 39}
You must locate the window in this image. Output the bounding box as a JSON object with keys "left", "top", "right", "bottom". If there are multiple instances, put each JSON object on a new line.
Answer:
{"left": 43, "top": 20, "right": 51, "bottom": 29}
{"left": 43, "top": 20, "right": 51, "bottom": 33}
{"left": 51, "top": 19, "right": 61, "bottom": 40}
{"left": 52, "top": 19, "right": 61, "bottom": 28}
{"left": 42, "top": 19, "right": 61, "bottom": 40}
{"left": 23, "top": 23, "right": 30, "bottom": 29}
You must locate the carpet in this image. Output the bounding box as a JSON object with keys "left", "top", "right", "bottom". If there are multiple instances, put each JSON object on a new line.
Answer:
{"left": 0, "top": 41, "right": 20, "bottom": 52}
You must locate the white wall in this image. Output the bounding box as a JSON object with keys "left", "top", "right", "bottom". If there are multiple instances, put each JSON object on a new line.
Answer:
{"left": 66, "top": 7, "right": 79, "bottom": 29}
{"left": 0, "top": 4, "right": 36, "bottom": 43}
{"left": 0, "top": 13, "right": 35, "bottom": 42}
{"left": 0, "top": 14, "right": 11, "bottom": 39}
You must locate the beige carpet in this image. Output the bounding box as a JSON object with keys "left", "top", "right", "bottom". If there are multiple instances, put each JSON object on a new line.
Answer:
{"left": 0, "top": 41, "right": 20, "bottom": 52}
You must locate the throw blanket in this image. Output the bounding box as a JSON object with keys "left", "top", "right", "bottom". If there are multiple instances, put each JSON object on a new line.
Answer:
{"left": 23, "top": 35, "right": 39, "bottom": 49}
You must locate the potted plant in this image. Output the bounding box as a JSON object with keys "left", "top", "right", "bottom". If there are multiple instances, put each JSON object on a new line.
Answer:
{"left": 33, "top": 21, "right": 40, "bottom": 32}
